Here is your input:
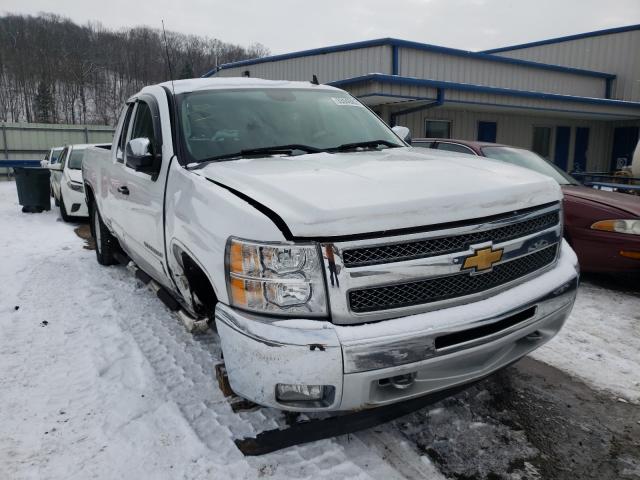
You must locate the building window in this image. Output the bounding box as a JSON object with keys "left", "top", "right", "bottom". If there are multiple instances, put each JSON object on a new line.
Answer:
{"left": 532, "top": 126, "right": 552, "bottom": 159}
{"left": 425, "top": 120, "right": 451, "bottom": 139}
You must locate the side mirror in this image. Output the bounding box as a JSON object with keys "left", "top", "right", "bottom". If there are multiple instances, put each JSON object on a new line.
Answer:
{"left": 126, "top": 138, "right": 155, "bottom": 172}
{"left": 392, "top": 125, "right": 412, "bottom": 145}
{"left": 48, "top": 163, "right": 63, "bottom": 171}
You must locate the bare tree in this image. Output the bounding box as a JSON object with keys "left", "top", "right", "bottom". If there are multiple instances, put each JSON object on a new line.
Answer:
{"left": 0, "top": 13, "right": 270, "bottom": 125}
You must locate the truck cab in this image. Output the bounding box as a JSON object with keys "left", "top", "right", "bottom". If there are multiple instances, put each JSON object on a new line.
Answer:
{"left": 82, "top": 78, "right": 579, "bottom": 412}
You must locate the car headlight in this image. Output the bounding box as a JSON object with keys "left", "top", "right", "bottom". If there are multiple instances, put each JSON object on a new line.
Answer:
{"left": 590, "top": 219, "right": 640, "bottom": 235}
{"left": 66, "top": 179, "right": 84, "bottom": 192}
{"left": 226, "top": 238, "right": 327, "bottom": 317}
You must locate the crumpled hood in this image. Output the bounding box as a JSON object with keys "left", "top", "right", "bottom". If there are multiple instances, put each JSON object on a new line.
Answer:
{"left": 562, "top": 185, "right": 640, "bottom": 217}
{"left": 197, "top": 147, "right": 561, "bottom": 238}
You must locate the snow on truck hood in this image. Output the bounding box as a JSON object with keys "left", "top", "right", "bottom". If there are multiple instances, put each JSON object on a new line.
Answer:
{"left": 197, "top": 147, "right": 561, "bottom": 238}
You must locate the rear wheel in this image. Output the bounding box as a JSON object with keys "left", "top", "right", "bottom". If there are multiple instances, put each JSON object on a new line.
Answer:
{"left": 59, "top": 195, "right": 72, "bottom": 222}
{"left": 91, "top": 203, "right": 118, "bottom": 266}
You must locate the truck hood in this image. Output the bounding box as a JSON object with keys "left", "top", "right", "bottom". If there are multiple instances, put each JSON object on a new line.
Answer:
{"left": 197, "top": 148, "right": 561, "bottom": 238}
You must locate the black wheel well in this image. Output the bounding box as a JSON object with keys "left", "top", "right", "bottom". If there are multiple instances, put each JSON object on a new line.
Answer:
{"left": 181, "top": 253, "right": 218, "bottom": 316}
{"left": 84, "top": 184, "right": 96, "bottom": 235}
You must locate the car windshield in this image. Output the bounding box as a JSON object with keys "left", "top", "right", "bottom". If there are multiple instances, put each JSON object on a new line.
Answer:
{"left": 177, "top": 88, "right": 404, "bottom": 163}
{"left": 68, "top": 149, "right": 85, "bottom": 170}
{"left": 481, "top": 146, "right": 580, "bottom": 186}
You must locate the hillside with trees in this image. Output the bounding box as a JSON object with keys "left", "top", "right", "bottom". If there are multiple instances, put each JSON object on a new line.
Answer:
{"left": 0, "top": 13, "right": 269, "bottom": 125}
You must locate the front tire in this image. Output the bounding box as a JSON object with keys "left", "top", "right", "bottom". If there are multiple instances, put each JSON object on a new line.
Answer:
{"left": 59, "top": 195, "right": 72, "bottom": 222}
{"left": 90, "top": 203, "right": 118, "bottom": 266}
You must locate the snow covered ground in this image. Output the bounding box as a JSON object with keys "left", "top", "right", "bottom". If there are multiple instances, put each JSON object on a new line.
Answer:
{"left": 532, "top": 277, "right": 640, "bottom": 404}
{"left": 0, "top": 181, "right": 444, "bottom": 479}
{"left": 1, "top": 179, "right": 638, "bottom": 479}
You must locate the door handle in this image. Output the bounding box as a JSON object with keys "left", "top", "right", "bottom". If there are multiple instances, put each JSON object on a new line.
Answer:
{"left": 118, "top": 186, "right": 130, "bottom": 195}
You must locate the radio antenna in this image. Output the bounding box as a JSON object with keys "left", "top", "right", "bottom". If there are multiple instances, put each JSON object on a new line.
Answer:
{"left": 161, "top": 20, "right": 176, "bottom": 96}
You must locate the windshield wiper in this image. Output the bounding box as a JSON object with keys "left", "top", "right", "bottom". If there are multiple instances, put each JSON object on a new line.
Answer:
{"left": 328, "top": 140, "right": 402, "bottom": 152}
{"left": 190, "top": 144, "right": 323, "bottom": 167}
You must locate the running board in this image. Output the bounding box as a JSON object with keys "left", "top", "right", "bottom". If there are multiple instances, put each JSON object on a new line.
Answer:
{"left": 235, "top": 382, "right": 476, "bottom": 456}
{"left": 130, "top": 264, "right": 209, "bottom": 332}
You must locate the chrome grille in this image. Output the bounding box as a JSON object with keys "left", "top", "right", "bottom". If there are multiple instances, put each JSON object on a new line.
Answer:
{"left": 348, "top": 245, "right": 558, "bottom": 313}
{"left": 342, "top": 211, "right": 559, "bottom": 268}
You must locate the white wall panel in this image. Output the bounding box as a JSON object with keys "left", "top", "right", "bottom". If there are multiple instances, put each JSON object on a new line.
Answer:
{"left": 399, "top": 49, "right": 605, "bottom": 98}
{"left": 491, "top": 30, "right": 640, "bottom": 101}
{"left": 216, "top": 46, "right": 392, "bottom": 83}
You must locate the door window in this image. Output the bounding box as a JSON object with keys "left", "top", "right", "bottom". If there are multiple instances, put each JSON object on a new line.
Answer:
{"left": 131, "top": 102, "right": 155, "bottom": 143}
{"left": 59, "top": 148, "right": 69, "bottom": 169}
{"left": 436, "top": 142, "right": 475, "bottom": 155}
{"left": 126, "top": 101, "right": 156, "bottom": 169}
{"left": 116, "top": 103, "right": 135, "bottom": 163}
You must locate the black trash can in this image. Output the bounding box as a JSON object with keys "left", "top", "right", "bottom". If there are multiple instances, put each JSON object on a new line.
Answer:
{"left": 14, "top": 167, "right": 51, "bottom": 213}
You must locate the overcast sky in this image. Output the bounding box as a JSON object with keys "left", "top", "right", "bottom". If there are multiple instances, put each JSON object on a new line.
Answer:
{"left": 3, "top": 0, "right": 640, "bottom": 54}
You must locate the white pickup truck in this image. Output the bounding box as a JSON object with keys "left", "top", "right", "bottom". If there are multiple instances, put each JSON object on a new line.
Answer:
{"left": 82, "top": 78, "right": 578, "bottom": 412}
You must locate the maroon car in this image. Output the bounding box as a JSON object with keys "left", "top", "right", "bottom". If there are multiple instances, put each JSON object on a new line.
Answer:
{"left": 413, "top": 138, "right": 640, "bottom": 273}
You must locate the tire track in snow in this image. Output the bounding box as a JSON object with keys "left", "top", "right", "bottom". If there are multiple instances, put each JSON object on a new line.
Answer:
{"left": 101, "top": 265, "right": 390, "bottom": 479}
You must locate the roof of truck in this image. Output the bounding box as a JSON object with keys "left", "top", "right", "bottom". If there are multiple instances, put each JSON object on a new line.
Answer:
{"left": 156, "top": 77, "right": 338, "bottom": 94}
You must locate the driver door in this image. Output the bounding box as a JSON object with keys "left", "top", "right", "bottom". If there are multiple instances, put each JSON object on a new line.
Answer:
{"left": 116, "top": 97, "right": 167, "bottom": 282}
{"left": 51, "top": 147, "right": 68, "bottom": 200}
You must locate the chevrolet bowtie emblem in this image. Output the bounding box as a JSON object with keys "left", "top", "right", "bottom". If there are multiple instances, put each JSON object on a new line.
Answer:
{"left": 462, "top": 247, "right": 504, "bottom": 272}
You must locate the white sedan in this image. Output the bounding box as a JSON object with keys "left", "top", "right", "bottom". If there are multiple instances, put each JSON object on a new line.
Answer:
{"left": 50, "top": 144, "right": 108, "bottom": 222}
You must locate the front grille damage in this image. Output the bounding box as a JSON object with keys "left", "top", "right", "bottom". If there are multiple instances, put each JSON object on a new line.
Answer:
{"left": 342, "top": 211, "right": 559, "bottom": 268}
{"left": 348, "top": 245, "right": 558, "bottom": 313}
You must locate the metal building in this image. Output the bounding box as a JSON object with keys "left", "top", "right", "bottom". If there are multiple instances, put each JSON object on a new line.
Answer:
{"left": 1, "top": 122, "right": 115, "bottom": 173}
{"left": 207, "top": 25, "right": 640, "bottom": 172}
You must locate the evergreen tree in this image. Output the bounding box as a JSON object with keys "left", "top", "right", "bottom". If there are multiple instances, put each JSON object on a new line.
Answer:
{"left": 34, "top": 82, "right": 54, "bottom": 123}
{"left": 179, "top": 63, "right": 195, "bottom": 79}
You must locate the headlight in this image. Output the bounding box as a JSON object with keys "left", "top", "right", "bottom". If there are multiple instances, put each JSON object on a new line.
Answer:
{"left": 590, "top": 219, "right": 640, "bottom": 235}
{"left": 67, "top": 179, "right": 84, "bottom": 192}
{"left": 226, "top": 238, "right": 327, "bottom": 317}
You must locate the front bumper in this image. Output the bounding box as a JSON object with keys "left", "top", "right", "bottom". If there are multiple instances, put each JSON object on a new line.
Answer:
{"left": 61, "top": 182, "right": 88, "bottom": 217}
{"left": 216, "top": 241, "right": 579, "bottom": 412}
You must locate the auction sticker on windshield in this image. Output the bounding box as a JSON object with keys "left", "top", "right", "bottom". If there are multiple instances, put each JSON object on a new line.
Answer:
{"left": 332, "top": 97, "right": 364, "bottom": 107}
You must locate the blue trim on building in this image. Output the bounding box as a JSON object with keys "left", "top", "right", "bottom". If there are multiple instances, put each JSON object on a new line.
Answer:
{"left": 205, "top": 37, "right": 615, "bottom": 79}
{"left": 389, "top": 89, "right": 445, "bottom": 126}
{"left": 328, "top": 74, "right": 640, "bottom": 110}
{"left": 481, "top": 24, "right": 640, "bottom": 54}
{"left": 357, "top": 93, "right": 438, "bottom": 102}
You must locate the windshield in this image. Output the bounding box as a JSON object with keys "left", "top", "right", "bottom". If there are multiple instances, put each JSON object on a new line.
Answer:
{"left": 68, "top": 149, "right": 85, "bottom": 170}
{"left": 481, "top": 146, "right": 580, "bottom": 186}
{"left": 177, "top": 88, "right": 404, "bottom": 163}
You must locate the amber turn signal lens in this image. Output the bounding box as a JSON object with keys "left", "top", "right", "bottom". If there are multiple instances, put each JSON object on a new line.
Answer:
{"left": 229, "top": 276, "right": 247, "bottom": 305}
{"left": 591, "top": 220, "right": 618, "bottom": 232}
{"left": 229, "top": 242, "right": 244, "bottom": 274}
